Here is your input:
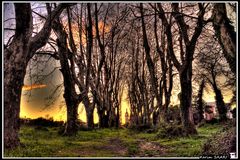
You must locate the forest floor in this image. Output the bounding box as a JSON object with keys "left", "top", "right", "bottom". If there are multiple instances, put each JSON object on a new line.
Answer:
{"left": 4, "top": 123, "right": 226, "bottom": 157}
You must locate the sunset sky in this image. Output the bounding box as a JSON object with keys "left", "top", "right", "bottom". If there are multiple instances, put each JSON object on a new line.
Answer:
{"left": 19, "top": 83, "right": 234, "bottom": 124}
{"left": 5, "top": 3, "right": 235, "bottom": 125}
{"left": 20, "top": 59, "right": 234, "bottom": 124}
{"left": 19, "top": 55, "right": 234, "bottom": 124}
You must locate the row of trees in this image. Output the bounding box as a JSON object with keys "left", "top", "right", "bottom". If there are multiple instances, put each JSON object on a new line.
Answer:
{"left": 4, "top": 3, "right": 236, "bottom": 149}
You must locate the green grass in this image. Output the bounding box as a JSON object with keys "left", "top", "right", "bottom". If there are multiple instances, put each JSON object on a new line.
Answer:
{"left": 156, "top": 123, "right": 225, "bottom": 157}
{"left": 4, "top": 123, "right": 225, "bottom": 157}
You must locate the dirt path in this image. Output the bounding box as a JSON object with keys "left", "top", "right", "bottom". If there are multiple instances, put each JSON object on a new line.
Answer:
{"left": 135, "top": 140, "right": 166, "bottom": 157}
{"left": 56, "top": 138, "right": 128, "bottom": 157}
{"left": 104, "top": 138, "right": 128, "bottom": 156}
{"left": 56, "top": 136, "right": 166, "bottom": 157}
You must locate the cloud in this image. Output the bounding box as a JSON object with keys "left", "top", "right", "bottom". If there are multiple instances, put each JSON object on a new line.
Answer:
{"left": 22, "top": 84, "right": 47, "bottom": 91}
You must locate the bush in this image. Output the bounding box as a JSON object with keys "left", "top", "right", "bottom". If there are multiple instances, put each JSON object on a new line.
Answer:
{"left": 145, "top": 128, "right": 158, "bottom": 133}
{"left": 78, "top": 125, "right": 92, "bottom": 131}
{"left": 202, "top": 125, "right": 236, "bottom": 156}
{"left": 58, "top": 125, "right": 65, "bottom": 135}
{"left": 21, "top": 117, "right": 64, "bottom": 127}
{"left": 166, "top": 106, "right": 181, "bottom": 124}
{"left": 156, "top": 123, "right": 187, "bottom": 138}
{"left": 128, "top": 123, "right": 152, "bottom": 132}
{"left": 231, "top": 108, "right": 236, "bottom": 118}
{"left": 205, "top": 118, "right": 219, "bottom": 124}
{"left": 127, "top": 144, "right": 139, "bottom": 156}
{"left": 34, "top": 126, "right": 49, "bottom": 131}
{"left": 57, "top": 123, "right": 92, "bottom": 135}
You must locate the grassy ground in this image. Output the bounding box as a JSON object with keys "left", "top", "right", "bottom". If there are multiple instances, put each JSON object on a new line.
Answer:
{"left": 4, "top": 123, "right": 225, "bottom": 157}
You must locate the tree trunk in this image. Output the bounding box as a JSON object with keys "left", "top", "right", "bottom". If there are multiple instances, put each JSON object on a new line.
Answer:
{"left": 116, "top": 106, "right": 120, "bottom": 128}
{"left": 86, "top": 107, "right": 94, "bottom": 129}
{"left": 212, "top": 3, "right": 236, "bottom": 75}
{"left": 4, "top": 49, "right": 28, "bottom": 148}
{"left": 57, "top": 31, "right": 80, "bottom": 135}
{"left": 64, "top": 98, "right": 79, "bottom": 135}
{"left": 196, "top": 80, "right": 205, "bottom": 122}
{"left": 4, "top": 3, "right": 32, "bottom": 149}
{"left": 98, "top": 109, "right": 106, "bottom": 128}
{"left": 179, "top": 67, "right": 197, "bottom": 135}
{"left": 212, "top": 84, "right": 227, "bottom": 121}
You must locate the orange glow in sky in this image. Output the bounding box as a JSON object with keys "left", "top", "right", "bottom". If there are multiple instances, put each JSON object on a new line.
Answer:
{"left": 20, "top": 87, "right": 130, "bottom": 124}
{"left": 20, "top": 85, "right": 234, "bottom": 124}
{"left": 22, "top": 84, "right": 47, "bottom": 91}
{"left": 64, "top": 20, "right": 111, "bottom": 47}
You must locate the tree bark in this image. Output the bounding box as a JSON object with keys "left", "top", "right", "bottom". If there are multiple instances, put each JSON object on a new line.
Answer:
{"left": 64, "top": 94, "right": 79, "bottom": 135}
{"left": 98, "top": 109, "right": 109, "bottom": 128}
{"left": 196, "top": 80, "right": 205, "bottom": 122}
{"left": 86, "top": 110, "right": 94, "bottom": 129}
{"left": 53, "top": 14, "right": 82, "bottom": 135}
{"left": 84, "top": 100, "right": 94, "bottom": 129}
{"left": 98, "top": 110, "right": 105, "bottom": 128}
{"left": 164, "top": 58, "right": 173, "bottom": 119}
{"left": 179, "top": 65, "right": 197, "bottom": 134}
{"left": 4, "top": 3, "right": 32, "bottom": 149}
{"left": 4, "top": 49, "right": 27, "bottom": 148}
{"left": 212, "top": 82, "right": 227, "bottom": 121}
{"left": 212, "top": 3, "right": 236, "bottom": 75}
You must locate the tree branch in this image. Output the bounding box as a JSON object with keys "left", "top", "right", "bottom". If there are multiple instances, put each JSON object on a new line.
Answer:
{"left": 29, "top": 3, "right": 75, "bottom": 56}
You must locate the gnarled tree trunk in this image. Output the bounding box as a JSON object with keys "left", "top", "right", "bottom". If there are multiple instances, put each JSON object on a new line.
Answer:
{"left": 63, "top": 93, "right": 79, "bottom": 135}
{"left": 4, "top": 3, "right": 32, "bottom": 149}
{"left": 212, "top": 82, "right": 227, "bottom": 121}
{"left": 179, "top": 65, "right": 197, "bottom": 134}
{"left": 212, "top": 3, "right": 236, "bottom": 75}
{"left": 4, "top": 49, "right": 28, "bottom": 149}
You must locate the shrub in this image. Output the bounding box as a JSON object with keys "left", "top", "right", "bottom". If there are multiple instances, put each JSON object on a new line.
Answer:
{"left": 202, "top": 125, "right": 236, "bottom": 156}
{"left": 166, "top": 106, "right": 181, "bottom": 124}
{"left": 205, "top": 118, "right": 219, "bottom": 124}
{"left": 34, "top": 126, "right": 49, "bottom": 131}
{"left": 157, "top": 123, "right": 187, "bottom": 138}
{"left": 128, "top": 123, "right": 152, "bottom": 132}
{"left": 127, "top": 144, "right": 139, "bottom": 156}
{"left": 58, "top": 125, "right": 65, "bottom": 135}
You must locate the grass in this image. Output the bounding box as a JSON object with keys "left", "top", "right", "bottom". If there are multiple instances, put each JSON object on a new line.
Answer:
{"left": 4, "top": 123, "right": 226, "bottom": 157}
{"left": 156, "top": 123, "right": 225, "bottom": 157}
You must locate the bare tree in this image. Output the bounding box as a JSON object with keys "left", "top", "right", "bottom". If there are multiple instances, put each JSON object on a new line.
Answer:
{"left": 195, "top": 42, "right": 231, "bottom": 121}
{"left": 140, "top": 4, "right": 161, "bottom": 124}
{"left": 153, "top": 5, "right": 174, "bottom": 123}
{"left": 51, "top": 10, "right": 85, "bottom": 135}
{"left": 156, "top": 3, "right": 207, "bottom": 134}
{"left": 92, "top": 3, "right": 129, "bottom": 128}
{"left": 4, "top": 3, "right": 69, "bottom": 148}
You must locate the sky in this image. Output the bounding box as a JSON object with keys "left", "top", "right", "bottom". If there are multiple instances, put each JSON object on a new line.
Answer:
{"left": 19, "top": 82, "right": 234, "bottom": 124}
{"left": 19, "top": 57, "right": 234, "bottom": 124}
{"left": 4, "top": 2, "right": 236, "bottom": 124}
